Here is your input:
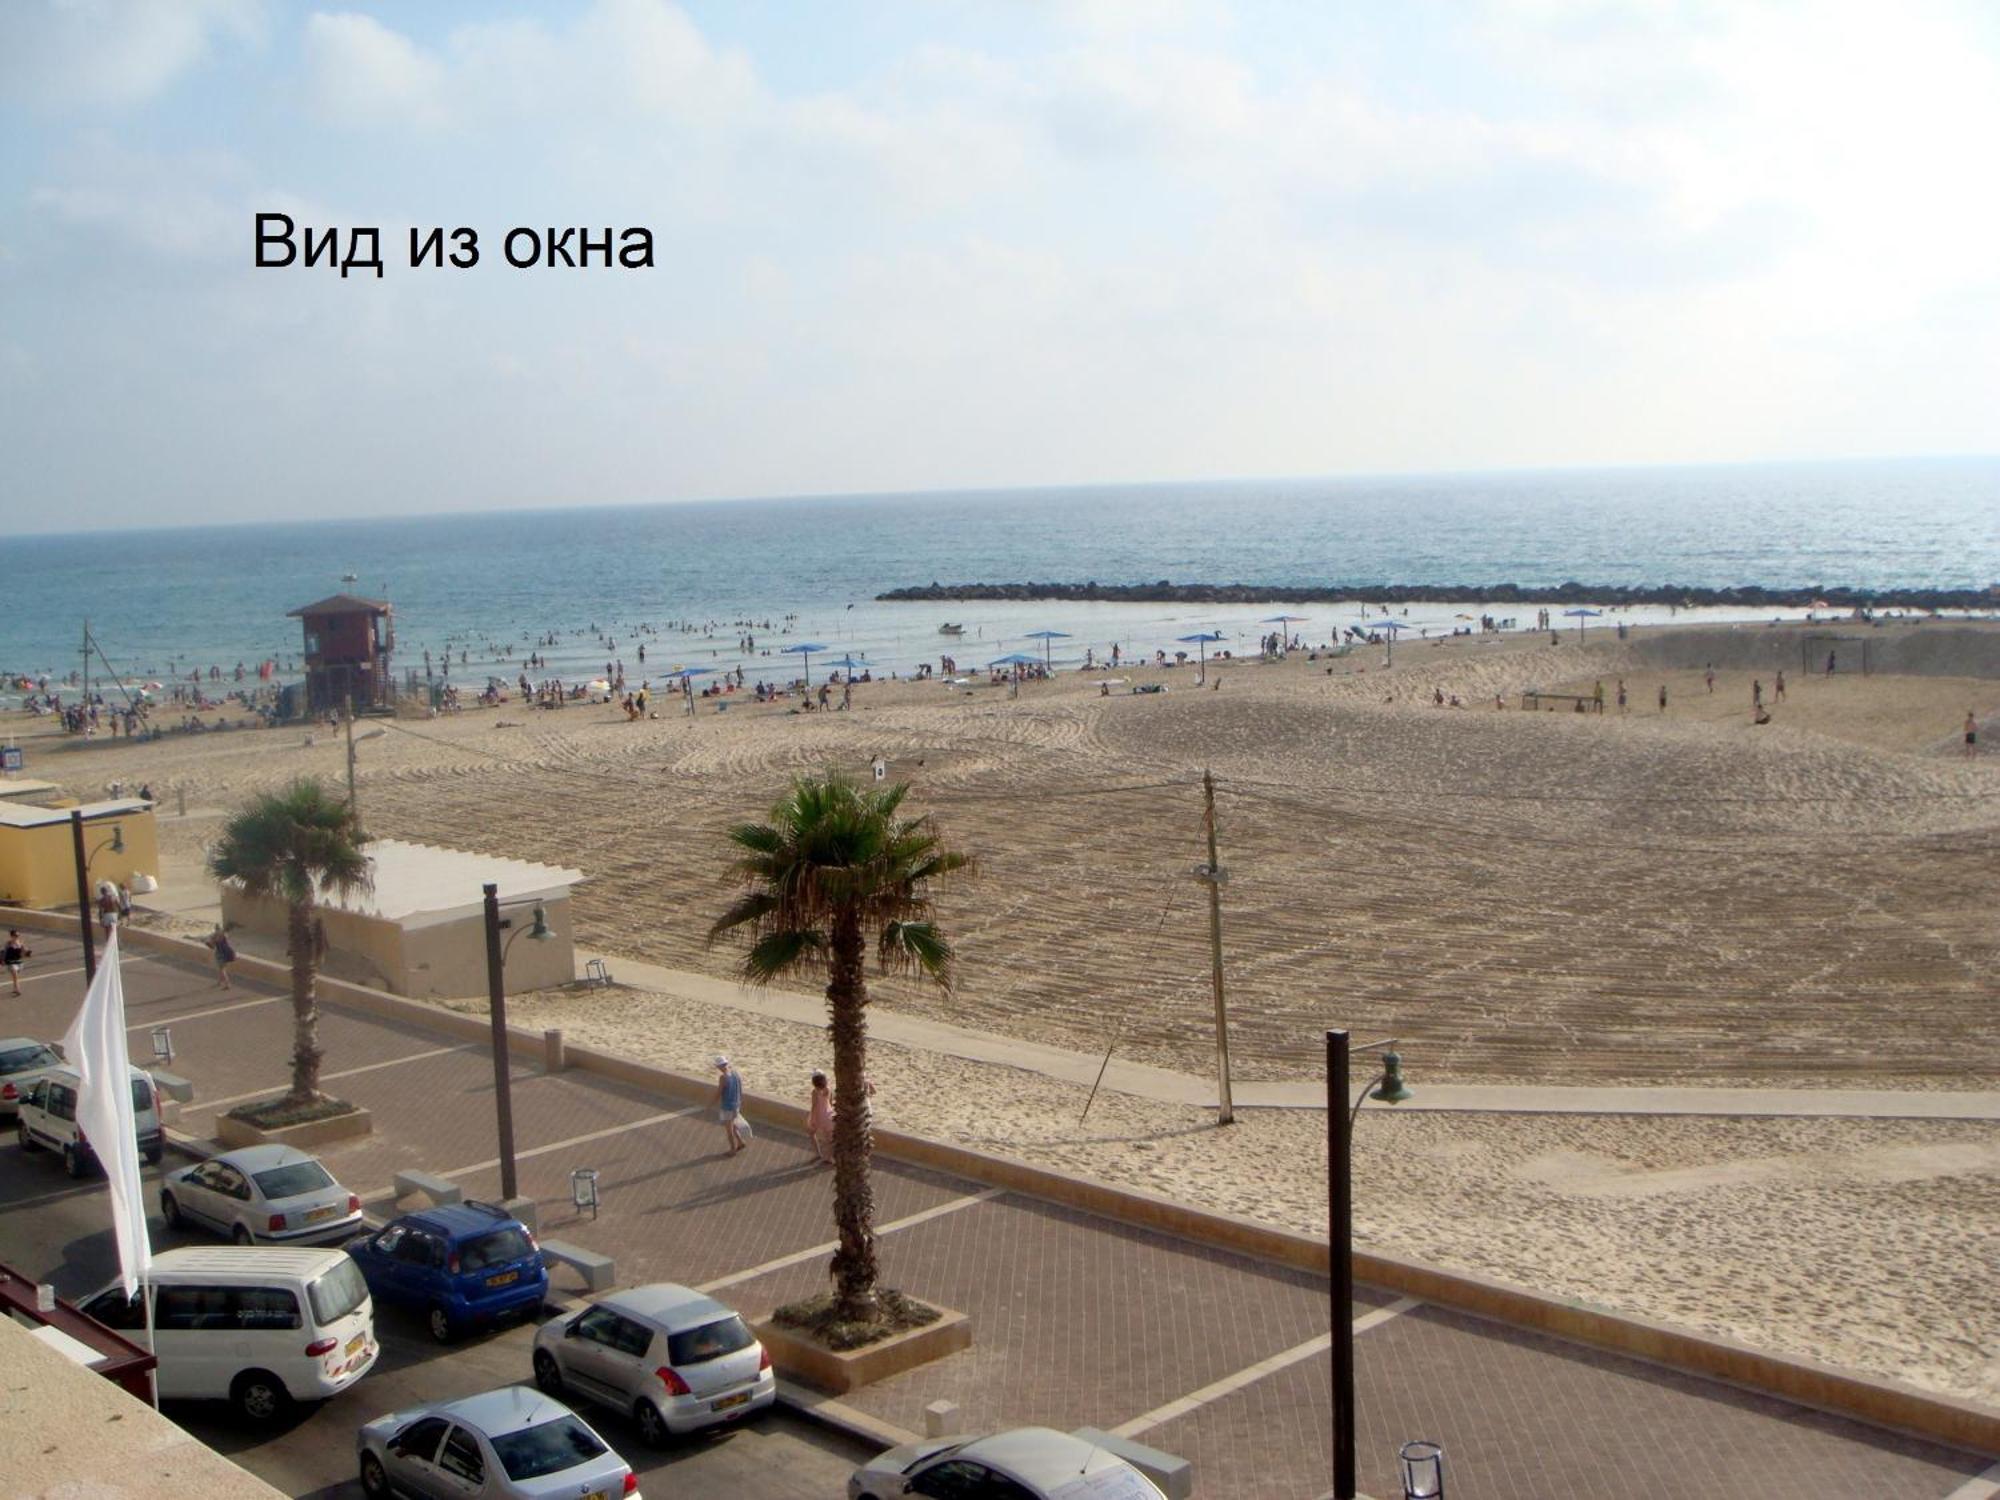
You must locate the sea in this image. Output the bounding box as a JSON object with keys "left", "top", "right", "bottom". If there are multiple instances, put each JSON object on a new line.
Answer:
{"left": 4, "top": 456, "right": 1996, "bottom": 698}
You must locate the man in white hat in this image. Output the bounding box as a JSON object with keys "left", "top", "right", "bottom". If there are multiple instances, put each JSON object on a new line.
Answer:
{"left": 714, "top": 1055, "right": 748, "bottom": 1154}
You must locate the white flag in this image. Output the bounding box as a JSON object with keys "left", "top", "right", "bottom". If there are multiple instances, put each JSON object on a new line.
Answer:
{"left": 62, "top": 930, "right": 153, "bottom": 1300}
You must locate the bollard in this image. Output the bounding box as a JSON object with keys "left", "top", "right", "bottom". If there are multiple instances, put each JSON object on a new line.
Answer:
{"left": 544, "top": 1028, "right": 566, "bottom": 1073}
{"left": 924, "top": 1400, "right": 961, "bottom": 1439}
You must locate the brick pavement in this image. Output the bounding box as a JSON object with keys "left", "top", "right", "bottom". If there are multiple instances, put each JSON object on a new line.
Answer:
{"left": 9, "top": 930, "right": 1997, "bottom": 1499}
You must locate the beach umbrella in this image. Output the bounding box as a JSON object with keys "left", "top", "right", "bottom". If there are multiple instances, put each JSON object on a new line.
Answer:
{"left": 1350, "top": 617, "right": 1408, "bottom": 664}
{"left": 824, "top": 654, "right": 867, "bottom": 678}
{"left": 1562, "top": 607, "right": 1603, "bottom": 641}
{"left": 1176, "top": 631, "right": 1226, "bottom": 682}
{"left": 1260, "top": 614, "right": 1309, "bottom": 653}
{"left": 782, "top": 642, "right": 828, "bottom": 685}
{"left": 988, "top": 652, "right": 1041, "bottom": 667}
{"left": 1022, "top": 629, "right": 1071, "bottom": 670}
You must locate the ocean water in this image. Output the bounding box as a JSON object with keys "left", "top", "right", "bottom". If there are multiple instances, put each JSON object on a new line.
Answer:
{"left": 4, "top": 456, "right": 1995, "bottom": 692}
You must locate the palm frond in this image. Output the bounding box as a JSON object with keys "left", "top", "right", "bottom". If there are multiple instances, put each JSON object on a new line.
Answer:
{"left": 742, "top": 928, "right": 825, "bottom": 982}
{"left": 878, "top": 920, "right": 954, "bottom": 987}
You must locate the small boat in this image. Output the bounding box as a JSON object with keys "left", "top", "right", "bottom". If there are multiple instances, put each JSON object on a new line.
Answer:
{"left": 938, "top": 623, "right": 965, "bottom": 635}
{"left": 341, "top": 572, "right": 359, "bottom": 582}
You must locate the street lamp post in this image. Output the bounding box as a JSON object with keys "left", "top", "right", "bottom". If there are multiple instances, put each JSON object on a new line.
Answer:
{"left": 1328, "top": 1029, "right": 1413, "bottom": 1499}
{"left": 68, "top": 811, "right": 126, "bottom": 984}
{"left": 482, "top": 883, "right": 552, "bottom": 1202}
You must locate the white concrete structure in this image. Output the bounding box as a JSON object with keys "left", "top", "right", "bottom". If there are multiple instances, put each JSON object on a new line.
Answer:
{"left": 220, "top": 839, "right": 582, "bottom": 999}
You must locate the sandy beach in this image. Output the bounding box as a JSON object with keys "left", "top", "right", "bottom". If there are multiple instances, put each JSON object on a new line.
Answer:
{"left": 13, "top": 617, "right": 2000, "bottom": 1405}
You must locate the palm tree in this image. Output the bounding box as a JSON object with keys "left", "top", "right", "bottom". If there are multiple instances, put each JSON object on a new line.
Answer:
{"left": 207, "top": 779, "right": 371, "bottom": 1107}
{"left": 711, "top": 776, "right": 971, "bottom": 1321}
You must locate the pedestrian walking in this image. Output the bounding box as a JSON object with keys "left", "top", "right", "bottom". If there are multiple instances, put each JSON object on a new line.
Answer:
{"left": 95, "top": 882, "right": 119, "bottom": 939}
{"left": 807, "top": 1072, "right": 834, "bottom": 1165}
{"left": 1826, "top": 650, "right": 1837, "bottom": 676}
{"left": 1705, "top": 663, "right": 1715, "bottom": 694}
{"left": 1968, "top": 711, "right": 1980, "bottom": 757}
{"left": 203, "top": 924, "right": 237, "bottom": 990}
{"left": 3, "top": 930, "right": 30, "bottom": 996}
{"left": 1658, "top": 683, "right": 1668, "bottom": 714}
{"left": 1774, "top": 670, "right": 1786, "bottom": 701}
{"left": 715, "top": 1055, "right": 750, "bottom": 1153}
{"left": 1616, "top": 679, "right": 1627, "bottom": 713}
{"left": 117, "top": 883, "right": 133, "bottom": 921}
{"left": 1753, "top": 680, "right": 1763, "bottom": 710}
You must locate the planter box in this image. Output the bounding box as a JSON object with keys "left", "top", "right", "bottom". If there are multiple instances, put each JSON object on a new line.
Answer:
{"left": 754, "top": 1304, "right": 971, "bottom": 1394}
{"left": 216, "top": 1105, "right": 373, "bottom": 1150}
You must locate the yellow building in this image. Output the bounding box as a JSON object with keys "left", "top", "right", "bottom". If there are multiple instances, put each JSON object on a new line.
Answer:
{"left": 0, "top": 799, "right": 159, "bottom": 909}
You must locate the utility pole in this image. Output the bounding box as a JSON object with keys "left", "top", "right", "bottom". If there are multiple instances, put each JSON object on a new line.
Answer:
{"left": 1200, "top": 769, "right": 1235, "bottom": 1124}
{"left": 80, "top": 619, "right": 89, "bottom": 722}
{"left": 344, "top": 687, "right": 358, "bottom": 824}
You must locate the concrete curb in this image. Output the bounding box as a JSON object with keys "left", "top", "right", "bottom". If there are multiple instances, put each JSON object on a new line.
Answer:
{"left": 12, "top": 906, "right": 1997, "bottom": 1459}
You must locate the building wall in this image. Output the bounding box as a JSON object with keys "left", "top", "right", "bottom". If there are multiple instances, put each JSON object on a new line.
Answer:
{"left": 0, "top": 808, "right": 160, "bottom": 908}
{"left": 219, "top": 888, "right": 574, "bottom": 999}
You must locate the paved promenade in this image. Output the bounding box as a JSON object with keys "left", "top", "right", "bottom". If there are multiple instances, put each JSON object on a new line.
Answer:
{"left": 7, "top": 930, "right": 1997, "bottom": 1499}
{"left": 590, "top": 956, "right": 2000, "bottom": 1119}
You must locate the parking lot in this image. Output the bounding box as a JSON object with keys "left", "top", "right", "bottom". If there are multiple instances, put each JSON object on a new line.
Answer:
{"left": 5, "top": 925, "right": 1996, "bottom": 1499}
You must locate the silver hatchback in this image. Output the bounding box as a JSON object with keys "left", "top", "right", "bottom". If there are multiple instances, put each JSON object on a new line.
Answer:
{"left": 532, "top": 1284, "right": 775, "bottom": 1444}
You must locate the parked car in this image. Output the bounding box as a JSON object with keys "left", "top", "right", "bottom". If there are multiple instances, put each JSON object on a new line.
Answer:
{"left": 531, "top": 1283, "right": 775, "bottom": 1444}
{"left": 80, "top": 1246, "right": 378, "bottom": 1422}
{"left": 15, "top": 1063, "right": 163, "bottom": 1174}
{"left": 0, "top": 1038, "right": 63, "bottom": 1119}
{"left": 357, "top": 1386, "right": 639, "bottom": 1500}
{"left": 345, "top": 1201, "right": 548, "bottom": 1344}
{"left": 161, "top": 1145, "right": 363, "bottom": 1245}
{"left": 849, "top": 1428, "right": 1168, "bottom": 1500}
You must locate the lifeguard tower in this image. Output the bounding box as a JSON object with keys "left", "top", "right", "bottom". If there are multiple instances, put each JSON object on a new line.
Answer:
{"left": 289, "top": 593, "right": 394, "bottom": 715}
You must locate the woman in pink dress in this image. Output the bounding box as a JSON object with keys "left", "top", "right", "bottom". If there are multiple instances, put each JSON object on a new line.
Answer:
{"left": 807, "top": 1072, "right": 834, "bottom": 1165}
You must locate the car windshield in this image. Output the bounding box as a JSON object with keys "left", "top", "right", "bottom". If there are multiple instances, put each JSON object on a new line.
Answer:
{"left": 253, "top": 1161, "right": 335, "bottom": 1199}
{"left": 307, "top": 1257, "right": 369, "bottom": 1325}
{"left": 129, "top": 1078, "right": 152, "bottom": 1113}
{"left": 667, "top": 1314, "right": 756, "bottom": 1366}
{"left": 489, "top": 1417, "right": 607, "bottom": 1481}
{"left": 458, "top": 1226, "right": 533, "bottom": 1272}
{"left": 0, "top": 1045, "right": 55, "bottom": 1074}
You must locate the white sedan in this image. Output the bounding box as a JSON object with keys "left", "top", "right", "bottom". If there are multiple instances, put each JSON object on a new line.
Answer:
{"left": 160, "top": 1144, "right": 363, "bottom": 1245}
{"left": 850, "top": 1428, "right": 1167, "bottom": 1499}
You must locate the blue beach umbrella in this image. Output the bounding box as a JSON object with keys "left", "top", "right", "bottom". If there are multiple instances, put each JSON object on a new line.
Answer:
{"left": 988, "top": 652, "right": 1041, "bottom": 668}
{"left": 824, "top": 654, "right": 867, "bottom": 677}
{"left": 1176, "top": 631, "right": 1226, "bottom": 682}
{"left": 1350, "top": 616, "right": 1409, "bottom": 663}
{"left": 1261, "top": 615, "right": 1309, "bottom": 651}
{"left": 1022, "top": 629, "right": 1071, "bottom": 671}
{"left": 782, "top": 642, "right": 828, "bottom": 685}
{"left": 1562, "top": 607, "right": 1603, "bottom": 641}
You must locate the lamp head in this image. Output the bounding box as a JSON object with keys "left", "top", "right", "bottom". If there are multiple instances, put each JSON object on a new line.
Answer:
{"left": 1369, "top": 1050, "right": 1413, "bottom": 1105}
{"left": 526, "top": 905, "right": 552, "bottom": 941}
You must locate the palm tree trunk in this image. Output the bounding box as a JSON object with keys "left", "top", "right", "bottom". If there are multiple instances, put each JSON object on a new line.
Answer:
{"left": 826, "top": 911, "right": 879, "bottom": 1321}
{"left": 285, "top": 898, "right": 323, "bottom": 1105}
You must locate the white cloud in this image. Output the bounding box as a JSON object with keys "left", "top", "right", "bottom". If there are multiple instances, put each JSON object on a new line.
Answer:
{"left": 303, "top": 11, "right": 447, "bottom": 128}
{"left": 0, "top": 0, "right": 263, "bottom": 108}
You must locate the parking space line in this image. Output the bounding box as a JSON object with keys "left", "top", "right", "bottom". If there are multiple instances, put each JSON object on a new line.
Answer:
{"left": 353, "top": 1104, "right": 708, "bottom": 1203}
{"left": 15, "top": 964, "right": 93, "bottom": 986}
{"left": 698, "top": 1186, "right": 1007, "bottom": 1294}
{"left": 1111, "top": 1296, "right": 1421, "bottom": 1439}
{"left": 124, "top": 994, "right": 281, "bottom": 1030}
{"left": 194, "top": 1044, "right": 479, "bottom": 1113}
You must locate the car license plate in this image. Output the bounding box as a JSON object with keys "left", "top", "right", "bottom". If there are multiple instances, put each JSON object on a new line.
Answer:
{"left": 306, "top": 1205, "right": 338, "bottom": 1223}
{"left": 486, "top": 1270, "right": 519, "bottom": 1287}
{"left": 712, "top": 1392, "right": 750, "bottom": 1412}
{"left": 346, "top": 1334, "right": 365, "bottom": 1356}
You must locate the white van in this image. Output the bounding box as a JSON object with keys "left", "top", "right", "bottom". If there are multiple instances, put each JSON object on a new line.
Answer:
{"left": 15, "top": 1063, "right": 163, "bottom": 1173}
{"left": 80, "top": 1246, "right": 379, "bottom": 1422}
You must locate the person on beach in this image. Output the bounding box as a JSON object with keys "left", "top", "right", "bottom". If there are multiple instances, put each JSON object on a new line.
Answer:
{"left": 1705, "top": 664, "right": 1715, "bottom": 694}
{"left": 1826, "top": 650, "right": 1837, "bottom": 676}
{"left": 1753, "top": 680, "right": 1763, "bottom": 711}
{"left": 715, "top": 1055, "right": 748, "bottom": 1153}
{"left": 3, "top": 930, "right": 29, "bottom": 995}
{"left": 1968, "top": 711, "right": 1980, "bottom": 757}
{"left": 1592, "top": 680, "right": 1604, "bottom": 713}
{"left": 1775, "top": 670, "right": 1786, "bottom": 701}
{"left": 807, "top": 1072, "right": 834, "bottom": 1165}
{"left": 203, "top": 924, "right": 237, "bottom": 989}
{"left": 95, "top": 882, "right": 119, "bottom": 939}
{"left": 1616, "top": 679, "right": 1628, "bottom": 713}
{"left": 1658, "top": 683, "right": 1668, "bottom": 714}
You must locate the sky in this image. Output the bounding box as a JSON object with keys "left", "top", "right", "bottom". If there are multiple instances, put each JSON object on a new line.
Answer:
{"left": 2, "top": 0, "right": 1998, "bottom": 531}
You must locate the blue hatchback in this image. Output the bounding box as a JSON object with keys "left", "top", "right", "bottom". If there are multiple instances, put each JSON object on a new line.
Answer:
{"left": 345, "top": 1201, "right": 548, "bottom": 1344}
